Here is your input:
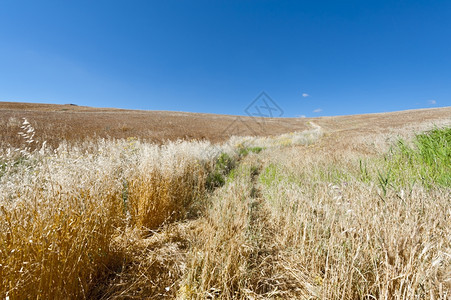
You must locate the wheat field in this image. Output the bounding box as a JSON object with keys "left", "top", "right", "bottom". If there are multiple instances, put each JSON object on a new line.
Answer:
{"left": 0, "top": 106, "right": 450, "bottom": 299}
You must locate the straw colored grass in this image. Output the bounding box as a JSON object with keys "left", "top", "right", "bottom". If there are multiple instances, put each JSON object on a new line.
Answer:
{"left": 1, "top": 115, "right": 450, "bottom": 299}
{"left": 255, "top": 148, "right": 451, "bottom": 299}
{"left": 178, "top": 124, "right": 451, "bottom": 299}
{"left": 0, "top": 122, "right": 232, "bottom": 299}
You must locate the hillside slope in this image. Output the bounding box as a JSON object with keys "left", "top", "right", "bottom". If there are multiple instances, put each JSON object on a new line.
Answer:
{"left": 0, "top": 101, "right": 450, "bottom": 148}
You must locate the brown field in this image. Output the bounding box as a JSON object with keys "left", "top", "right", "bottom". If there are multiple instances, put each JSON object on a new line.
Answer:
{"left": 1, "top": 101, "right": 450, "bottom": 148}
{"left": 1, "top": 102, "right": 450, "bottom": 299}
{"left": 0, "top": 101, "right": 309, "bottom": 148}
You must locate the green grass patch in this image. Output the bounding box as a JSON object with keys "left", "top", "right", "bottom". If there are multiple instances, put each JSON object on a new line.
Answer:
{"left": 0, "top": 155, "right": 37, "bottom": 179}
{"left": 259, "top": 163, "right": 299, "bottom": 187}
{"left": 384, "top": 126, "right": 450, "bottom": 188}
{"left": 259, "top": 164, "right": 281, "bottom": 188}
{"left": 206, "top": 153, "right": 236, "bottom": 189}
{"left": 238, "top": 146, "right": 264, "bottom": 157}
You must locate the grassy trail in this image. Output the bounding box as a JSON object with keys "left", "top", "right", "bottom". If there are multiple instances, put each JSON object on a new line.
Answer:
{"left": 1, "top": 121, "right": 450, "bottom": 299}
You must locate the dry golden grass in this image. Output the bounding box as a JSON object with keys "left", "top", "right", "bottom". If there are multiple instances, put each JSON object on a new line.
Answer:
{"left": 0, "top": 161, "right": 124, "bottom": 298}
{"left": 0, "top": 135, "right": 228, "bottom": 299}
{"left": 127, "top": 160, "right": 207, "bottom": 230}
{"left": 254, "top": 149, "right": 451, "bottom": 299}
{"left": 0, "top": 104, "right": 450, "bottom": 299}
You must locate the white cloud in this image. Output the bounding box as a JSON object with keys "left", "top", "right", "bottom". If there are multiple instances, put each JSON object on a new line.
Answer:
{"left": 302, "top": 93, "right": 309, "bottom": 98}
{"left": 313, "top": 108, "right": 322, "bottom": 113}
{"left": 297, "top": 115, "right": 306, "bottom": 118}
{"left": 428, "top": 99, "right": 436, "bottom": 105}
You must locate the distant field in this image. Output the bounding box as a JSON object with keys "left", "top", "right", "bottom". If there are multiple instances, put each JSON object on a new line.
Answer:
{"left": 0, "top": 102, "right": 311, "bottom": 148}
{"left": 1, "top": 101, "right": 449, "bottom": 148}
{"left": 1, "top": 102, "right": 450, "bottom": 299}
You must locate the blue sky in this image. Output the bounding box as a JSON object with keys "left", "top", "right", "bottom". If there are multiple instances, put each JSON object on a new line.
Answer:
{"left": 0, "top": 0, "right": 450, "bottom": 117}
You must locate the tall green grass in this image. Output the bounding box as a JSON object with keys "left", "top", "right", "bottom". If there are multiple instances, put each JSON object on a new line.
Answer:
{"left": 386, "top": 126, "right": 450, "bottom": 188}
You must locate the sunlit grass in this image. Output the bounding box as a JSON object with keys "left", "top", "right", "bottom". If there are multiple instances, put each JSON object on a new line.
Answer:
{"left": 386, "top": 126, "right": 451, "bottom": 188}
{"left": 1, "top": 120, "right": 449, "bottom": 299}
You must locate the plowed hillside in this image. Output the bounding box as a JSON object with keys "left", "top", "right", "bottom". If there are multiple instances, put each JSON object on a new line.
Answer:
{"left": 1, "top": 101, "right": 450, "bottom": 148}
